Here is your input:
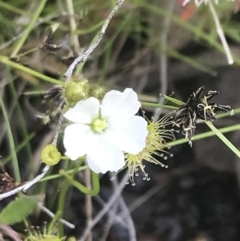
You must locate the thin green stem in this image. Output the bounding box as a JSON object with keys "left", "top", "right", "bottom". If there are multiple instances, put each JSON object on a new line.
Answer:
{"left": 141, "top": 102, "right": 178, "bottom": 110}
{"left": 57, "top": 160, "right": 84, "bottom": 236}
{"left": 57, "top": 180, "right": 70, "bottom": 236}
{"left": 167, "top": 48, "right": 217, "bottom": 76}
{"left": 47, "top": 210, "right": 62, "bottom": 235}
{"left": 169, "top": 124, "right": 240, "bottom": 147}
{"left": 163, "top": 95, "right": 184, "bottom": 106}
{"left": 0, "top": 1, "right": 27, "bottom": 15}
{"left": 7, "top": 69, "right": 33, "bottom": 177}
{"left": 39, "top": 165, "right": 88, "bottom": 182}
{"left": 216, "top": 108, "right": 240, "bottom": 119}
{"left": 2, "top": 133, "right": 35, "bottom": 165}
{"left": 0, "top": 56, "right": 62, "bottom": 85}
{"left": 0, "top": 96, "right": 20, "bottom": 181}
{"left": 17, "top": 47, "right": 39, "bottom": 58}
{"left": 205, "top": 122, "right": 240, "bottom": 158}
{"left": 60, "top": 169, "right": 100, "bottom": 196}
{"left": 11, "top": 0, "right": 48, "bottom": 57}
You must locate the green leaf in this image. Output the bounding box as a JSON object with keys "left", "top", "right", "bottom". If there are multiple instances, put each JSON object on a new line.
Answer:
{"left": 0, "top": 196, "right": 38, "bottom": 225}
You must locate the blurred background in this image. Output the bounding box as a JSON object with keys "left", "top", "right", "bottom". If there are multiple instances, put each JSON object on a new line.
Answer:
{"left": 0, "top": 0, "right": 240, "bottom": 240}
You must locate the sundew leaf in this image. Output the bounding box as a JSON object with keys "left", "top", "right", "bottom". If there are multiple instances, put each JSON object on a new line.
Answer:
{"left": 163, "top": 95, "right": 184, "bottom": 106}
{"left": 141, "top": 101, "right": 178, "bottom": 110}
{"left": 0, "top": 196, "right": 38, "bottom": 225}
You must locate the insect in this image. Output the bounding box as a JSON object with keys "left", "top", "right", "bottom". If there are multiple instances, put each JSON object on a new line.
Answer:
{"left": 174, "top": 86, "right": 232, "bottom": 145}
{"left": 39, "top": 86, "right": 65, "bottom": 124}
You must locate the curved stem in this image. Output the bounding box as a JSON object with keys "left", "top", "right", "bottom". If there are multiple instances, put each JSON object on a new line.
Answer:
{"left": 60, "top": 169, "right": 100, "bottom": 196}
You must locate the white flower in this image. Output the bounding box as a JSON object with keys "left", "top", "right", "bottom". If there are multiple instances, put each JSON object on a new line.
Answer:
{"left": 63, "top": 88, "right": 148, "bottom": 174}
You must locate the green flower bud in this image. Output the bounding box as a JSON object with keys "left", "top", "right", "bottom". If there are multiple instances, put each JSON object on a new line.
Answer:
{"left": 89, "top": 84, "right": 105, "bottom": 100}
{"left": 64, "top": 79, "right": 89, "bottom": 106}
{"left": 41, "top": 144, "right": 61, "bottom": 166}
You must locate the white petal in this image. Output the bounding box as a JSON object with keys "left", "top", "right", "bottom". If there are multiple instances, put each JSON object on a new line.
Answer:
{"left": 64, "top": 97, "right": 100, "bottom": 124}
{"left": 86, "top": 134, "right": 125, "bottom": 173}
{"left": 101, "top": 88, "right": 140, "bottom": 124}
{"left": 63, "top": 124, "right": 92, "bottom": 160}
{"left": 106, "top": 116, "right": 148, "bottom": 154}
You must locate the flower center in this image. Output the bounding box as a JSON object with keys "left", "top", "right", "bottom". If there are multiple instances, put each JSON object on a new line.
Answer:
{"left": 92, "top": 118, "right": 107, "bottom": 133}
